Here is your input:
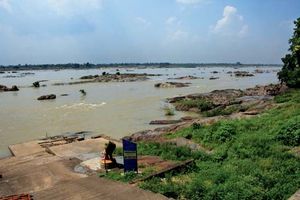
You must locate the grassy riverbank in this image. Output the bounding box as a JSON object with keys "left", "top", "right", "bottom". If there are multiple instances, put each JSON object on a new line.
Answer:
{"left": 108, "top": 89, "right": 300, "bottom": 199}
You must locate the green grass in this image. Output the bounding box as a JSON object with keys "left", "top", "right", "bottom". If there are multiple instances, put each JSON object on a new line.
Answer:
{"left": 176, "top": 99, "right": 215, "bottom": 112}
{"left": 140, "top": 89, "right": 300, "bottom": 199}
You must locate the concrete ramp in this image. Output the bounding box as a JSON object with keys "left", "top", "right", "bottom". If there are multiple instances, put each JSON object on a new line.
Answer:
{"left": 34, "top": 175, "right": 168, "bottom": 200}
{"left": 49, "top": 138, "right": 121, "bottom": 160}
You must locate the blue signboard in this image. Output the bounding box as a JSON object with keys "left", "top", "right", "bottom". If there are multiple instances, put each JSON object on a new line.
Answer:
{"left": 123, "top": 139, "right": 138, "bottom": 172}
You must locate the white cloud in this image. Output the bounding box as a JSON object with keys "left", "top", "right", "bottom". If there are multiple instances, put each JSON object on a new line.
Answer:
{"left": 0, "top": 0, "right": 12, "bottom": 12}
{"left": 176, "top": 0, "right": 206, "bottom": 5}
{"left": 135, "top": 17, "right": 151, "bottom": 27}
{"left": 166, "top": 17, "right": 181, "bottom": 26}
{"left": 168, "top": 29, "right": 189, "bottom": 40}
{"left": 47, "top": 0, "right": 103, "bottom": 16}
{"left": 212, "top": 5, "right": 248, "bottom": 37}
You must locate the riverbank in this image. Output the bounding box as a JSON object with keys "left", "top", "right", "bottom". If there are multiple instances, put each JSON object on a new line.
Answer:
{"left": 0, "top": 66, "right": 280, "bottom": 158}
{"left": 1, "top": 84, "right": 299, "bottom": 199}
{"left": 118, "top": 88, "right": 300, "bottom": 199}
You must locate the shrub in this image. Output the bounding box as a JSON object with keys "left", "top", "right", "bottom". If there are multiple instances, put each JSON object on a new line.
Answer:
{"left": 163, "top": 106, "right": 175, "bottom": 116}
{"left": 177, "top": 99, "right": 214, "bottom": 112}
{"left": 276, "top": 116, "right": 300, "bottom": 146}
{"left": 212, "top": 122, "right": 237, "bottom": 143}
{"left": 278, "top": 18, "right": 300, "bottom": 88}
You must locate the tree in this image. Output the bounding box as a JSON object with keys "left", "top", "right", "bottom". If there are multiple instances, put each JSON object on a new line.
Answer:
{"left": 278, "top": 18, "right": 300, "bottom": 88}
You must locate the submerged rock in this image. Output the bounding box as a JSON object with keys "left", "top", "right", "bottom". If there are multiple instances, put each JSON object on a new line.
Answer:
{"left": 0, "top": 85, "right": 19, "bottom": 92}
{"left": 209, "top": 77, "right": 220, "bottom": 80}
{"left": 154, "top": 82, "right": 190, "bottom": 88}
{"left": 37, "top": 94, "right": 56, "bottom": 100}
{"left": 234, "top": 71, "right": 254, "bottom": 77}
{"left": 171, "top": 75, "right": 200, "bottom": 80}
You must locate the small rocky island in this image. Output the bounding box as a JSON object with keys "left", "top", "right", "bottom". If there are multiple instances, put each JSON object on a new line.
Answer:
{"left": 53, "top": 73, "right": 160, "bottom": 86}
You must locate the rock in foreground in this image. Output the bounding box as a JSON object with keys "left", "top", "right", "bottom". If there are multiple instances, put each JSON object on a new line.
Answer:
{"left": 37, "top": 94, "right": 56, "bottom": 100}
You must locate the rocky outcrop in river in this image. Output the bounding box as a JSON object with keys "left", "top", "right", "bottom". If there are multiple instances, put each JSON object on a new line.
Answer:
{"left": 0, "top": 85, "right": 19, "bottom": 92}
{"left": 53, "top": 73, "right": 160, "bottom": 86}
{"left": 37, "top": 94, "right": 56, "bottom": 100}
{"left": 154, "top": 82, "right": 190, "bottom": 88}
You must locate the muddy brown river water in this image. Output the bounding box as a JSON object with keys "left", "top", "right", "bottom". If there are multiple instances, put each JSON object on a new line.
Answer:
{"left": 0, "top": 66, "right": 279, "bottom": 157}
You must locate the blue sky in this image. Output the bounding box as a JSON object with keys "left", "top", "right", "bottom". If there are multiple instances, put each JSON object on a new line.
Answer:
{"left": 0, "top": 0, "right": 299, "bottom": 65}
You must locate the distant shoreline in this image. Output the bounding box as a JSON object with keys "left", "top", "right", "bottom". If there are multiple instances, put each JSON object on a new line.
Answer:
{"left": 0, "top": 63, "right": 282, "bottom": 71}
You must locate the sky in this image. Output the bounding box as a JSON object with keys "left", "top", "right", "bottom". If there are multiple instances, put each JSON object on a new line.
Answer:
{"left": 0, "top": 0, "right": 299, "bottom": 65}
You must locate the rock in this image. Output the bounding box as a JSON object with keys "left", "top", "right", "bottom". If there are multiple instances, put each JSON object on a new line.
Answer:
{"left": 154, "top": 82, "right": 190, "bottom": 88}
{"left": 167, "top": 96, "right": 186, "bottom": 103}
{"left": 61, "top": 94, "right": 69, "bottom": 96}
{"left": 0, "top": 71, "right": 5, "bottom": 74}
{"left": 149, "top": 120, "right": 182, "bottom": 125}
{"left": 254, "top": 69, "right": 264, "bottom": 73}
{"left": 0, "top": 85, "right": 19, "bottom": 92}
{"left": 33, "top": 81, "right": 40, "bottom": 88}
{"left": 172, "top": 75, "right": 200, "bottom": 80}
{"left": 80, "top": 75, "right": 99, "bottom": 79}
{"left": 209, "top": 77, "right": 219, "bottom": 80}
{"left": 211, "top": 71, "right": 219, "bottom": 74}
{"left": 234, "top": 71, "right": 254, "bottom": 77}
{"left": 243, "top": 110, "right": 260, "bottom": 115}
{"left": 180, "top": 116, "right": 195, "bottom": 121}
{"left": 37, "top": 94, "right": 56, "bottom": 100}
{"left": 245, "top": 84, "right": 288, "bottom": 96}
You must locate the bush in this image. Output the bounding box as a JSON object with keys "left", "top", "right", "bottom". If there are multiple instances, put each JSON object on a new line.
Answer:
{"left": 163, "top": 106, "right": 175, "bottom": 116}
{"left": 276, "top": 116, "right": 300, "bottom": 146}
{"left": 212, "top": 123, "right": 236, "bottom": 143}
{"left": 278, "top": 18, "right": 300, "bottom": 88}
{"left": 177, "top": 99, "right": 214, "bottom": 112}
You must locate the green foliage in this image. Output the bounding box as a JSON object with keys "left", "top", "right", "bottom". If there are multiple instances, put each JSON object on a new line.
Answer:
{"left": 278, "top": 18, "right": 300, "bottom": 88}
{"left": 139, "top": 176, "right": 183, "bottom": 199}
{"left": 274, "top": 89, "right": 300, "bottom": 103}
{"left": 203, "top": 104, "right": 247, "bottom": 117}
{"left": 276, "top": 116, "right": 300, "bottom": 146}
{"left": 141, "top": 89, "right": 300, "bottom": 199}
{"left": 177, "top": 99, "right": 214, "bottom": 111}
{"left": 163, "top": 106, "right": 175, "bottom": 116}
{"left": 138, "top": 142, "right": 193, "bottom": 161}
{"left": 102, "top": 171, "right": 137, "bottom": 182}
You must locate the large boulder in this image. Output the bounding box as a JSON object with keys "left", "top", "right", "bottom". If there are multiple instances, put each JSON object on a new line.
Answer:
{"left": 0, "top": 85, "right": 19, "bottom": 92}
{"left": 37, "top": 94, "right": 56, "bottom": 100}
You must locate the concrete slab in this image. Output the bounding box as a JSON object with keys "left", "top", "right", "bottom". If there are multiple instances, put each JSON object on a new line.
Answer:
{"left": 80, "top": 157, "right": 101, "bottom": 171}
{"left": 0, "top": 153, "right": 85, "bottom": 196}
{"left": 49, "top": 138, "right": 121, "bottom": 161}
{"left": 8, "top": 140, "right": 45, "bottom": 157}
{"left": 33, "top": 175, "right": 168, "bottom": 200}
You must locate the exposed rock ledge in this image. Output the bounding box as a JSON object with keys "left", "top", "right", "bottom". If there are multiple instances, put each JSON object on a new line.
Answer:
{"left": 53, "top": 73, "right": 160, "bottom": 86}
{"left": 154, "top": 82, "right": 190, "bottom": 88}
{"left": 0, "top": 85, "right": 19, "bottom": 92}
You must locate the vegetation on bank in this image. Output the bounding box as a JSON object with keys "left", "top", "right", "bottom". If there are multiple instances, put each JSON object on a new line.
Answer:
{"left": 103, "top": 90, "right": 300, "bottom": 199}
{"left": 136, "top": 89, "right": 300, "bottom": 199}
{"left": 278, "top": 17, "right": 300, "bottom": 88}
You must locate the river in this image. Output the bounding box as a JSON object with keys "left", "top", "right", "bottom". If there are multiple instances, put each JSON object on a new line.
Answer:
{"left": 0, "top": 66, "right": 280, "bottom": 157}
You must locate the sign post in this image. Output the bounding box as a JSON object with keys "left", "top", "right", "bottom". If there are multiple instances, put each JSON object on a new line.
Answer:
{"left": 122, "top": 139, "right": 138, "bottom": 173}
